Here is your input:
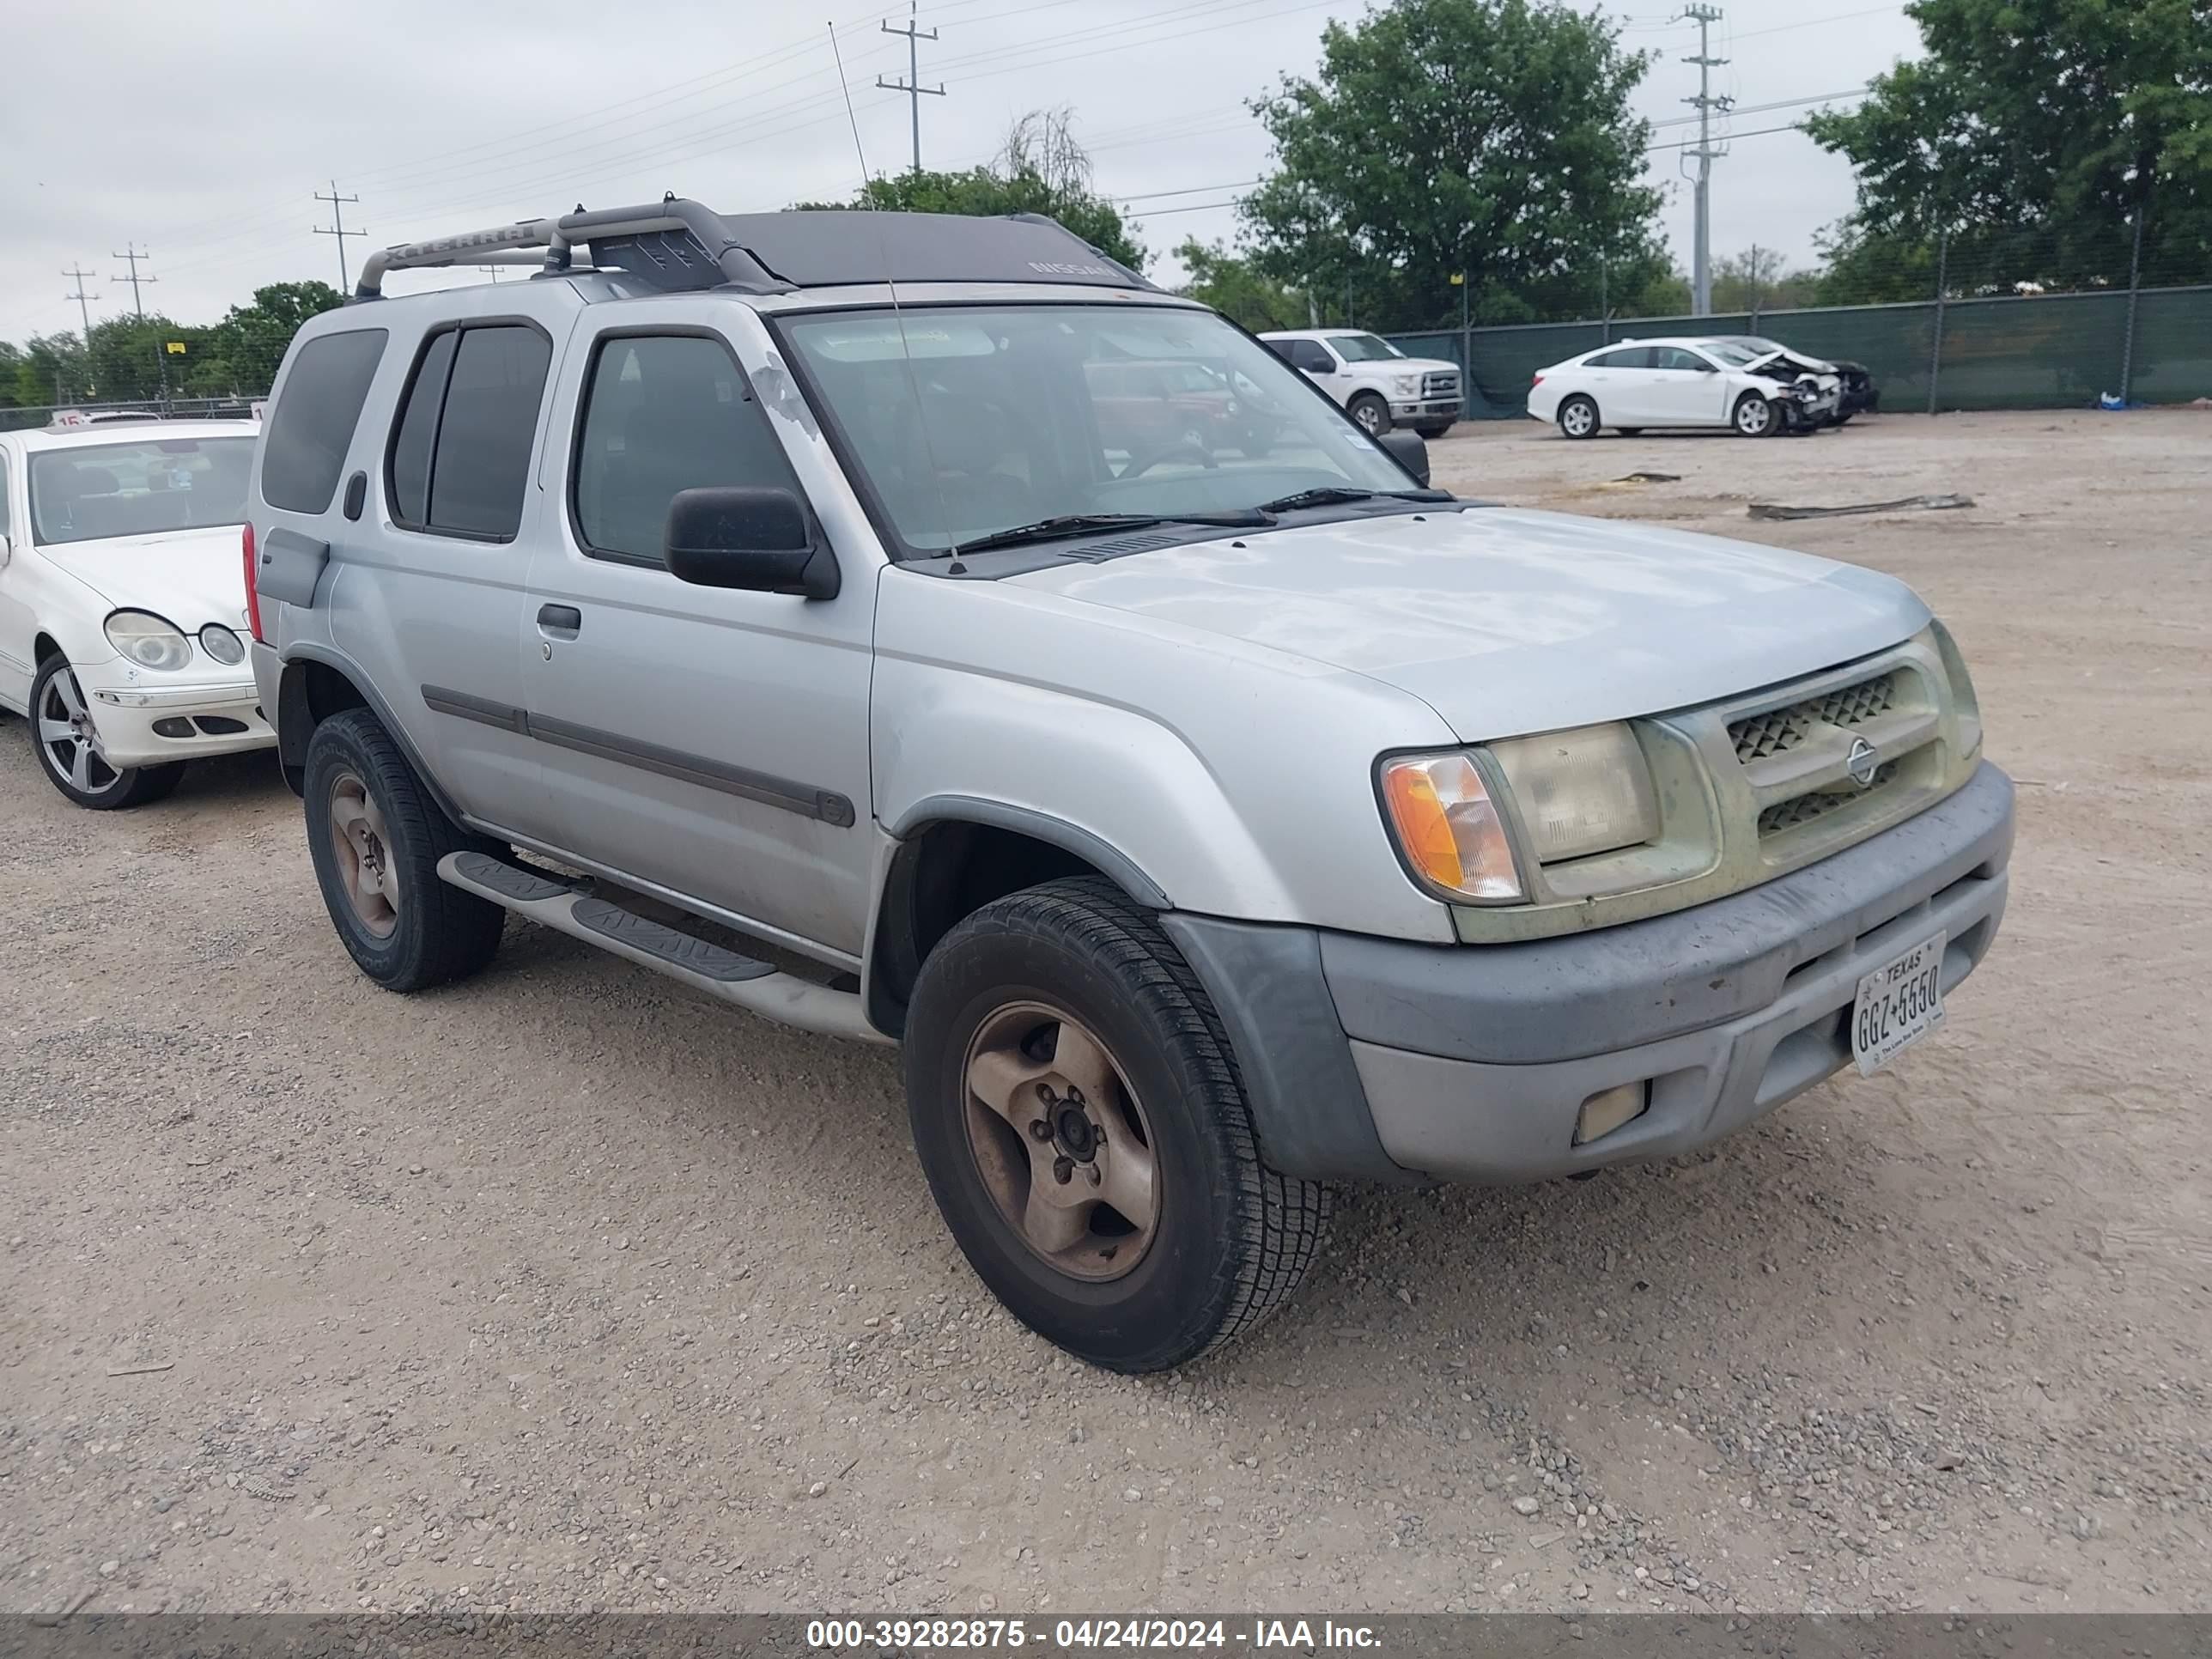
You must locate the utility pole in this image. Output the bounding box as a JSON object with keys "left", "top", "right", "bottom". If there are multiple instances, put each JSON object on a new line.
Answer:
{"left": 112, "top": 244, "right": 156, "bottom": 320}
{"left": 1679, "top": 3, "right": 1730, "bottom": 318}
{"left": 314, "top": 182, "right": 364, "bottom": 289}
{"left": 60, "top": 265, "right": 98, "bottom": 405}
{"left": 876, "top": 3, "right": 944, "bottom": 175}
{"left": 62, "top": 264, "right": 99, "bottom": 343}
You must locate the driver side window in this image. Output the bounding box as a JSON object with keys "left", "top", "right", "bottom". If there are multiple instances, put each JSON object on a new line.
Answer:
{"left": 571, "top": 332, "right": 800, "bottom": 568}
{"left": 0, "top": 453, "right": 11, "bottom": 543}
{"left": 1292, "top": 341, "right": 1335, "bottom": 374}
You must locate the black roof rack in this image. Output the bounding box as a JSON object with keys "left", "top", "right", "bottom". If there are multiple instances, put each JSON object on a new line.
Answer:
{"left": 353, "top": 198, "right": 1158, "bottom": 301}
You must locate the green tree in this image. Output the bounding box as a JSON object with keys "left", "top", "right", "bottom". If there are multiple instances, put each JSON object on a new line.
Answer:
{"left": 1710, "top": 246, "right": 1826, "bottom": 315}
{"left": 1172, "top": 239, "right": 1309, "bottom": 331}
{"left": 208, "top": 280, "right": 347, "bottom": 390}
{"left": 9, "top": 333, "right": 88, "bottom": 408}
{"left": 796, "top": 107, "right": 1145, "bottom": 271}
{"left": 1805, "top": 0, "right": 2212, "bottom": 294}
{"left": 1240, "top": 0, "right": 1668, "bottom": 331}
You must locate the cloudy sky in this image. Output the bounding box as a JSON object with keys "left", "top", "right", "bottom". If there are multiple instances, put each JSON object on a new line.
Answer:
{"left": 3, "top": 0, "right": 1924, "bottom": 346}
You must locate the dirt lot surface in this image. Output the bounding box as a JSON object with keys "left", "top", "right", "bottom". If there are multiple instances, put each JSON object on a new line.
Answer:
{"left": 3, "top": 410, "right": 2208, "bottom": 1620}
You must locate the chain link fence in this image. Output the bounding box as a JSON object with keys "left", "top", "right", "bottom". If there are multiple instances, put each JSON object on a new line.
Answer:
{"left": 0, "top": 394, "right": 265, "bottom": 434}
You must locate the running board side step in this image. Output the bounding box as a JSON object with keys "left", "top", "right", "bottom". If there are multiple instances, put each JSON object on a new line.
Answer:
{"left": 437, "top": 852, "right": 890, "bottom": 1046}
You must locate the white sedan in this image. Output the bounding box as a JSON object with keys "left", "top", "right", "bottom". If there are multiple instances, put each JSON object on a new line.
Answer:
{"left": 0, "top": 419, "right": 274, "bottom": 808}
{"left": 1528, "top": 337, "right": 1834, "bottom": 440}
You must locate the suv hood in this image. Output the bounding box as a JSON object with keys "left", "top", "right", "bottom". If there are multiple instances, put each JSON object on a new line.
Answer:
{"left": 37, "top": 526, "right": 251, "bottom": 631}
{"left": 1012, "top": 507, "right": 1928, "bottom": 741}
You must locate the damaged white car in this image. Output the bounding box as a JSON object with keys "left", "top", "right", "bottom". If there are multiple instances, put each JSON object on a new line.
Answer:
{"left": 1529, "top": 335, "right": 1838, "bottom": 440}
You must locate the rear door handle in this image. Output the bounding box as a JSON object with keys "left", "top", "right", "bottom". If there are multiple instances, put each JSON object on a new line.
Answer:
{"left": 537, "top": 604, "right": 582, "bottom": 634}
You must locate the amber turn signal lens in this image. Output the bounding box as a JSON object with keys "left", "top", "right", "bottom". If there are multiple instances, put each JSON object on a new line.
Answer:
{"left": 1378, "top": 752, "right": 1523, "bottom": 902}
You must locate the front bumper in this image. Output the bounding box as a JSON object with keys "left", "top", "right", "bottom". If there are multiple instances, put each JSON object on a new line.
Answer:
{"left": 1166, "top": 763, "right": 2013, "bottom": 1185}
{"left": 82, "top": 663, "right": 273, "bottom": 767}
{"left": 1389, "top": 398, "right": 1462, "bottom": 423}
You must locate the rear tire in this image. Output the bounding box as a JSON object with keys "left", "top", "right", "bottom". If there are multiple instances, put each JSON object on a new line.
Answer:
{"left": 303, "top": 708, "right": 504, "bottom": 993}
{"left": 902, "top": 876, "right": 1330, "bottom": 1373}
{"left": 1347, "top": 392, "right": 1391, "bottom": 437}
{"left": 1557, "top": 395, "right": 1601, "bottom": 440}
{"left": 29, "top": 655, "right": 185, "bottom": 811}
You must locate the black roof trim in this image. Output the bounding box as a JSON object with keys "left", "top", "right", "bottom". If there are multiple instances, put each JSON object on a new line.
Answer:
{"left": 353, "top": 198, "right": 1157, "bottom": 300}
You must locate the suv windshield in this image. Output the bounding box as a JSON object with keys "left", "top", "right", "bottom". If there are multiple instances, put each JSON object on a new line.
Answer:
{"left": 29, "top": 437, "right": 255, "bottom": 546}
{"left": 1328, "top": 333, "right": 1405, "bottom": 362}
{"left": 780, "top": 305, "right": 1416, "bottom": 555}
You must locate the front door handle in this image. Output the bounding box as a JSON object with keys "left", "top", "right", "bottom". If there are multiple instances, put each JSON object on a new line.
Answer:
{"left": 537, "top": 604, "right": 582, "bottom": 634}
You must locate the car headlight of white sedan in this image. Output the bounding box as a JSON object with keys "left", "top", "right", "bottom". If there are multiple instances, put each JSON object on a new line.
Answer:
{"left": 104, "top": 610, "right": 193, "bottom": 672}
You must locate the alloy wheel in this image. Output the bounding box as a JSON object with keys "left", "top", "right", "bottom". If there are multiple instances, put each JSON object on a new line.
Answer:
{"left": 37, "top": 668, "right": 121, "bottom": 797}
{"left": 960, "top": 1000, "right": 1160, "bottom": 1282}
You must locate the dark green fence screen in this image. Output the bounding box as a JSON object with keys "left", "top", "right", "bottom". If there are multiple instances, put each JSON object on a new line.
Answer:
{"left": 1385, "top": 284, "right": 2212, "bottom": 420}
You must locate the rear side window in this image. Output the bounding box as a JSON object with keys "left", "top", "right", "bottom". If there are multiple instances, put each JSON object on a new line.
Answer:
{"left": 260, "top": 329, "right": 387, "bottom": 513}
{"left": 571, "top": 333, "right": 798, "bottom": 567}
{"left": 1588, "top": 347, "right": 1656, "bottom": 370}
{"left": 385, "top": 322, "right": 552, "bottom": 541}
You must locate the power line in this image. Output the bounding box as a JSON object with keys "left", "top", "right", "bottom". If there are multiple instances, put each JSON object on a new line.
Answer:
{"left": 313, "top": 182, "right": 364, "bottom": 290}
{"left": 111, "top": 244, "right": 157, "bottom": 320}
{"left": 1678, "top": 3, "right": 1730, "bottom": 317}
{"left": 62, "top": 265, "right": 100, "bottom": 345}
{"left": 877, "top": 3, "right": 945, "bottom": 173}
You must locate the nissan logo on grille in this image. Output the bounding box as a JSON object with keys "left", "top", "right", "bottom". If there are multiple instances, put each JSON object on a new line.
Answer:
{"left": 1847, "top": 736, "right": 1881, "bottom": 788}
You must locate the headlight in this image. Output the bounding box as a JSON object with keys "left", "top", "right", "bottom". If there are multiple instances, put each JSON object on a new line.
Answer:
{"left": 1379, "top": 752, "right": 1523, "bottom": 902}
{"left": 1490, "top": 722, "right": 1661, "bottom": 864}
{"left": 1929, "top": 620, "right": 1983, "bottom": 757}
{"left": 104, "top": 610, "right": 191, "bottom": 672}
{"left": 1392, "top": 374, "right": 1421, "bottom": 397}
{"left": 198, "top": 623, "right": 246, "bottom": 665}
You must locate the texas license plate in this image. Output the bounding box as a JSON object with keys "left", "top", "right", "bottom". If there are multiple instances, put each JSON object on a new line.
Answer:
{"left": 1850, "top": 932, "right": 1947, "bottom": 1076}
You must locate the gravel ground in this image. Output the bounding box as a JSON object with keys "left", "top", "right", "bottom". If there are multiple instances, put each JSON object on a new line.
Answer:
{"left": 3, "top": 410, "right": 2207, "bottom": 1619}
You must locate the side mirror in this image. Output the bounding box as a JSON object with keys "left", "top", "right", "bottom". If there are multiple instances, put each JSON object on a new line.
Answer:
{"left": 0, "top": 532, "right": 11, "bottom": 569}
{"left": 665, "top": 486, "right": 839, "bottom": 599}
{"left": 1376, "top": 428, "right": 1431, "bottom": 489}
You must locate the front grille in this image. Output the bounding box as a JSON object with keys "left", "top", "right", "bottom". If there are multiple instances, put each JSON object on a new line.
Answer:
{"left": 1729, "top": 671, "right": 1897, "bottom": 763}
{"left": 1422, "top": 371, "right": 1460, "bottom": 398}
{"left": 1758, "top": 763, "right": 1899, "bottom": 834}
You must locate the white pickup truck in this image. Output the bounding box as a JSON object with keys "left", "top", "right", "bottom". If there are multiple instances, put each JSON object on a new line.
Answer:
{"left": 1261, "top": 329, "right": 1462, "bottom": 437}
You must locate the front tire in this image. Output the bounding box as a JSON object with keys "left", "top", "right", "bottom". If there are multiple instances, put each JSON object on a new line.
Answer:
{"left": 902, "top": 877, "right": 1330, "bottom": 1373}
{"left": 29, "top": 655, "right": 185, "bottom": 810}
{"left": 1557, "top": 395, "right": 1601, "bottom": 440}
{"left": 1733, "top": 392, "right": 1780, "bottom": 438}
{"left": 303, "top": 708, "right": 504, "bottom": 992}
{"left": 1347, "top": 392, "right": 1391, "bottom": 437}
{"left": 1413, "top": 422, "right": 1453, "bottom": 440}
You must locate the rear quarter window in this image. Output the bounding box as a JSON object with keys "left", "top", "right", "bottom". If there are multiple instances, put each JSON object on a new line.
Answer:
{"left": 261, "top": 329, "right": 388, "bottom": 513}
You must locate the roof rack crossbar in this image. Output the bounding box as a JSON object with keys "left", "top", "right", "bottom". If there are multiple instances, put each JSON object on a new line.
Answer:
{"left": 352, "top": 198, "right": 792, "bottom": 301}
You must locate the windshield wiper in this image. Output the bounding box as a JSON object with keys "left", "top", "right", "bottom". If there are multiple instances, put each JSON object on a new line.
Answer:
{"left": 949, "top": 510, "right": 1272, "bottom": 557}
{"left": 1256, "top": 485, "right": 1451, "bottom": 513}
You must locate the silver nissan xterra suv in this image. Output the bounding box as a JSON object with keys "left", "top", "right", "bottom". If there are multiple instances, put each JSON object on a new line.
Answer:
{"left": 247, "top": 199, "right": 2013, "bottom": 1373}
